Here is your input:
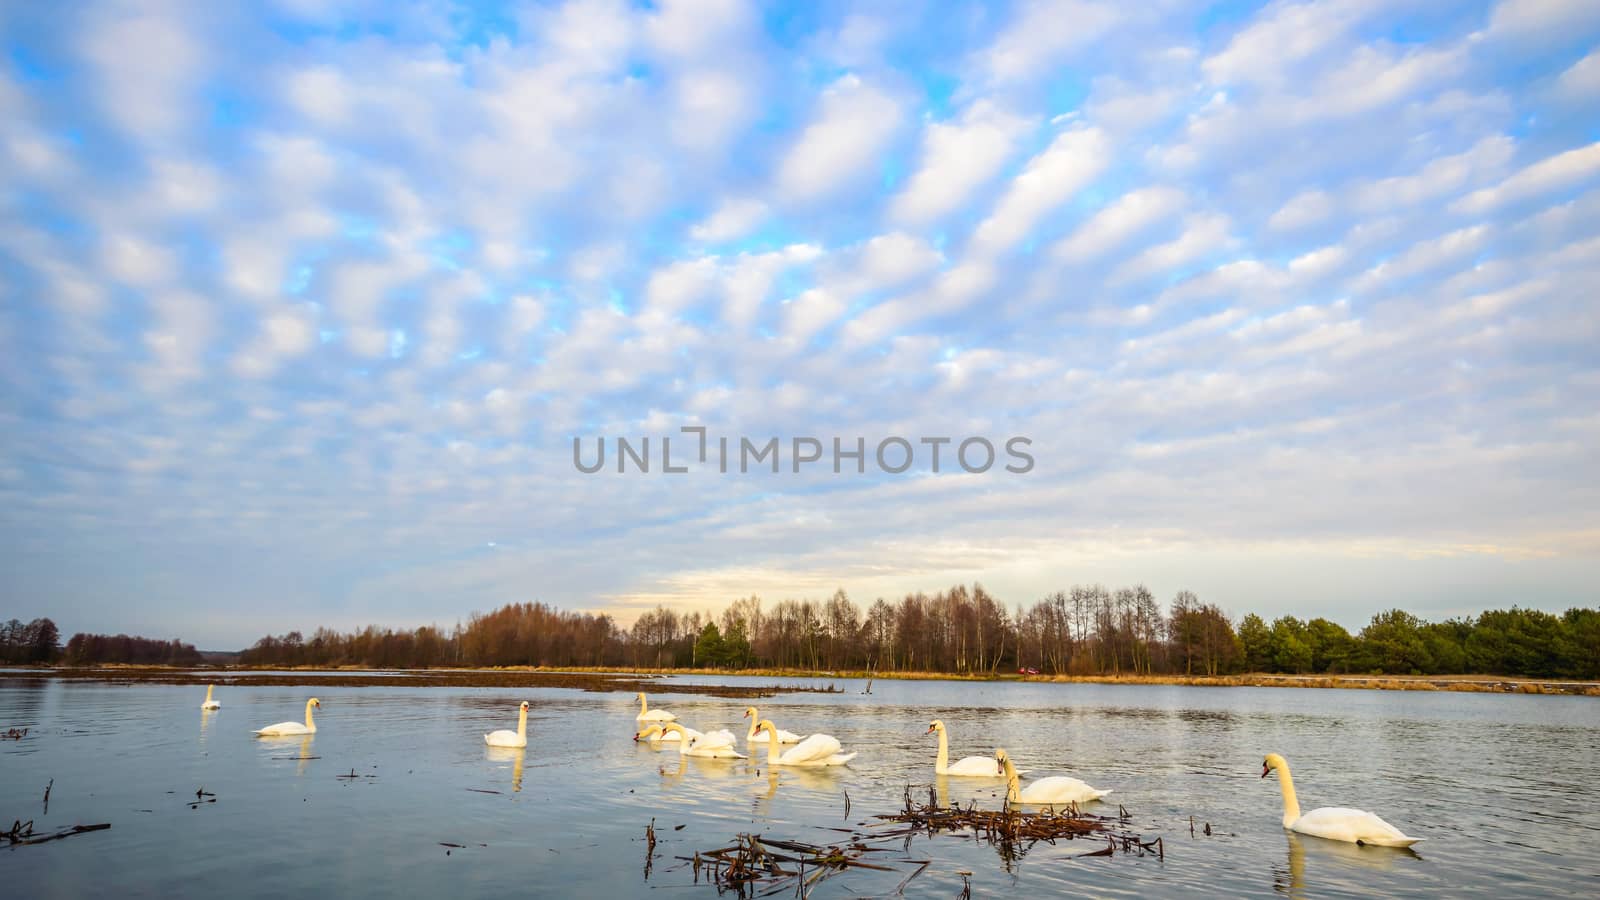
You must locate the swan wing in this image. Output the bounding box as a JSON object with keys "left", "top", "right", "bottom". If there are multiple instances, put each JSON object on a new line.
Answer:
{"left": 693, "top": 729, "right": 734, "bottom": 750}
{"left": 254, "top": 721, "right": 308, "bottom": 736}
{"left": 1293, "top": 808, "right": 1421, "bottom": 847}
{"left": 484, "top": 730, "right": 526, "bottom": 748}
{"left": 780, "top": 733, "right": 842, "bottom": 764}
{"left": 1019, "top": 776, "right": 1110, "bottom": 804}
{"left": 638, "top": 709, "right": 677, "bottom": 722}
{"left": 946, "top": 755, "right": 1004, "bottom": 777}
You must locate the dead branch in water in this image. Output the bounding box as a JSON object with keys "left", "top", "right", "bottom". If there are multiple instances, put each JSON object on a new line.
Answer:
{"left": 678, "top": 832, "right": 919, "bottom": 898}
{"left": 3, "top": 820, "right": 111, "bottom": 846}
{"left": 874, "top": 794, "right": 1165, "bottom": 863}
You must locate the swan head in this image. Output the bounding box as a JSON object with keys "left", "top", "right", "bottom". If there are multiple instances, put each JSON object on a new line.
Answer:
{"left": 519, "top": 701, "right": 530, "bottom": 711}
{"left": 308, "top": 698, "right": 321, "bottom": 708}
{"left": 994, "top": 748, "right": 1011, "bottom": 776}
{"left": 743, "top": 706, "right": 757, "bottom": 719}
{"left": 1262, "top": 752, "right": 1287, "bottom": 778}
{"left": 925, "top": 719, "right": 945, "bottom": 735}
{"left": 634, "top": 724, "right": 661, "bottom": 742}
{"left": 755, "top": 718, "right": 776, "bottom": 737}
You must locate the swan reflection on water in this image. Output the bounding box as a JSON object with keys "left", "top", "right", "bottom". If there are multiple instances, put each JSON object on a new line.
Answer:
{"left": 1275, "top": 831, "right": 1424, "bottom": 898}
{"left": 256, "top": 733, "right": 317, "bottom": 776}
{"left": 484, "top": 745, "right": 525, "bottom": 792}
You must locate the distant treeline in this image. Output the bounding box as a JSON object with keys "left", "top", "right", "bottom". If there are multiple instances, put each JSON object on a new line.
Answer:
{"left": 233, "top": 588, "right": 1600, "bottom": 680}
{"left": 0, "top": 618, "right": 61, "bottom": 664}
{"left": 62, "top": 633, "right": 205, "bottom": 666}
{"left": 0, "top": 618, "right": 204, "bottom": 666}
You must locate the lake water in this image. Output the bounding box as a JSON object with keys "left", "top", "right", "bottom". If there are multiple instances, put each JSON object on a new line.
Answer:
{"left": 2, "top": 672, "right": 1597, "bottom": 897}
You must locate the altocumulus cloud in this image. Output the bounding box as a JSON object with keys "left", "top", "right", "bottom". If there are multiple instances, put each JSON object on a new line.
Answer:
{"left": 0, "top": 0, "right": 1598, "bottom": 647}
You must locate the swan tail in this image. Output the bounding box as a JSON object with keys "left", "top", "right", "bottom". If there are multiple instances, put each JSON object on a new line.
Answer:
{"left": 832, "top": 752, "right": 857, "bottom": 765}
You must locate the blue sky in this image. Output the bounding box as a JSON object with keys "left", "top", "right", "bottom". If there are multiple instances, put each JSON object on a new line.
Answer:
{"left": 2, "top": 0, "right": 1598, "bottom": 649}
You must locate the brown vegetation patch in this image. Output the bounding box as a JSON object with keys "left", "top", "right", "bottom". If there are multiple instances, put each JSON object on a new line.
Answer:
{"left": 20, "top": 667, "right": 843, "bottom": 699}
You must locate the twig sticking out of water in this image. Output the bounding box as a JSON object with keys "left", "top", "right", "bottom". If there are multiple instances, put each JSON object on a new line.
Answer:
{"left": 187, "top": 787, "right": 217, "bottom": 809}
{"left": 43, "top": 779, "right": 52, "bottom": 815}
{"left": 644, "top": 818, "right": 658, "bottom": 879}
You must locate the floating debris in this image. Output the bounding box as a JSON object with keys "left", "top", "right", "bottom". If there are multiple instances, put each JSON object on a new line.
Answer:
{"left": 679, "top": 832, "right": 915, "bottom": 898}
{"left": 3, "top": 820, "right": 111, "bottom": 846}
{"left": 335, "top": 769, "right": 378, "bottom": 782}
{"left": 873, "top": 792, "right": 1164, "bottom": 864}
{"left": 2, "top": 727, "right": 27, "bottom": 741}
{"left": 187, "top": 787, "right": 217, "bottom": 809}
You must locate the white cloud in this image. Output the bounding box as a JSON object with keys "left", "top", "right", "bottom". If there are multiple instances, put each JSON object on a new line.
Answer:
{"left": 103, "top": 234, "right": 177, "bottom": 287}
{"left": 888, "top": 101, "right": 1034, "bottom": 225}
{"left": 969, "top": 127, "right": 1109, "bottom": 256}
{"left": 1288, "top": 245, "right": 1349, "bottom": 280}
{"left": 1053, "top": 186, "right": 1186, "bottom": 263}
{"left": 1203, "top": 0, "right": 1377, "bottom": 87}
{"left": 690, "top": 198, "right": 768, "bottom": 243}
{"left": 1352, "top": 135, "right": 1515, "bottom": 211}
{"left": 286, "top": 65, "right": 351, "bottom": 125}
{"left": 1484, "top": 0, "right": 1600, "bottom": 43}
{"left": 1268, "top": 189, "right": 1334, "bottom": 232}
{"left": 1557, "top": 48, "right": 1600, "bottom": 99}
{"left": 776, "top": 75, "right": 902, "bottom": 202}
{"left": 78, "top": 3, "right": 202, "bottom": 139}
{"left": 1114, "top": 213, "right": 1232, "bottom": 282}
{"left": 644, "top": 257, "right": 719, "bottom": 313}
{"left": 1355, "top": 224, "right": 1492, "bottom": 288}
{"left": 977, "top": 0, "right": 1123, "bottom": 85}
{"left": 847, "top": 232, "right": 943, "bottom": 292}
{"left": 1452, "top": 141, "right": 1600, "bottom": 213}
{"left": 141, "top": 291, "right": 213, "bottom": 384}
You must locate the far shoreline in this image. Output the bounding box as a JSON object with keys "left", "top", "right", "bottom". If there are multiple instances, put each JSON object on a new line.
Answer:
{"left": 11, "top": 663, "right": 1599, "bottom": 696}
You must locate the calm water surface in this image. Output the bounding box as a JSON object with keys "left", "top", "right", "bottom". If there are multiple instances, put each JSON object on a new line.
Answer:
{"left": 2, "top": 673, "right": 1597, "bottom": 897}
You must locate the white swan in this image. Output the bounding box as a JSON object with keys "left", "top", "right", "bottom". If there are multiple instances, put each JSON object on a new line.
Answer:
{"left": 635, "top": 692, "right": 677, "bottom": 722}
{"left": 484, "top": 701, "right": 530, "bottom": 748}
{"left": 743, "top": 706, "right": 804, "bottom": 743}
{"left": 997, "top": 748, "right": 1110, "bottom": 805}
{"left": 642, "top": 723, "right": 745, "bottom": 758}
{"left": 200, "top": 684, "right": 221, "bottom": 710}
{"left": 754, "top": 719, "right": 855, "bottom": 767}
{"left": 1262, "top": 753, "right": 1422, "bottom": 847}
{"left": 927, "top": 720, "right": 1006, "bottom": 776}
{"left": 254, "top": 698, "right": 320, "bottom": 736}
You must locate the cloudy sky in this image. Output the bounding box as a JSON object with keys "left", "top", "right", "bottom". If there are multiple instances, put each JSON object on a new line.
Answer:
{"left": 2, "top": 0, "right": 1597, "bottom": 649}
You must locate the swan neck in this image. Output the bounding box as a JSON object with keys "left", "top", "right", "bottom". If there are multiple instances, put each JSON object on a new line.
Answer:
{"left": 934, "top": 728, "right": 949, "bottom": 774}
{"left": 304, "top": 701, "right": 316, "bottom": 730}
{"left": 1003, "top": 761, "right": 1020, "bottom": 803}
{"left": 639, "top": 695, "right": 648, "bottom": 715}
{"left": 746, "top": 713, "right": 758, "bottom": 741}
{"left": 1275, "top": 764, "right": 1300, "bottom": 826}
{"left": 765, "top": 727, "right": 780, "bottom": 765}
{"left": 205, "top": 685, "right": 214, "bottom": 701}
{"left": 517, "top": 706, "right": 528, "bottom": 739}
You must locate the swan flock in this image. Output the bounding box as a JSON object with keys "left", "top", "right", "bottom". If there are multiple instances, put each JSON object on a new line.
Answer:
{"left": 228, "top": 689, "right": 1422, "bottom": 850}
